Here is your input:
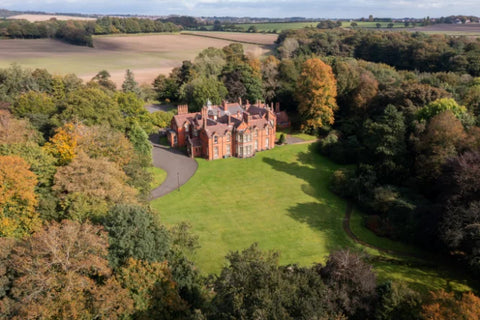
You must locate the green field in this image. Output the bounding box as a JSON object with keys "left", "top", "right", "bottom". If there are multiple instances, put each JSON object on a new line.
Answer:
{"left": 151, "top": 143, "right": 475, "bottom": 292}
{"left": 341, "top": 21, "right": 410, "bottom": 29}
{"left": 232, "top": 22, "right": 318, "bottom": 33}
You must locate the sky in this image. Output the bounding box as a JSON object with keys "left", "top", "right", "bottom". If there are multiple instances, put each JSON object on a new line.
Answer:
{"left": 2, "top": 0, "right": 479, "bottom": 19}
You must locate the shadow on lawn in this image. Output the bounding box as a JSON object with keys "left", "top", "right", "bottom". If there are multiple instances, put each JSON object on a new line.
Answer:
{"left": 263, "top": 143, "right": 355, "bottom": 252}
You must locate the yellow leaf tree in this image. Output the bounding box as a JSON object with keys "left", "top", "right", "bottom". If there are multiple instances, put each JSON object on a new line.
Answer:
{"left": 0, "top": 155, "right": 40, "bottom": 238}
{"left": 296, "top": 58, "right": 338, "bottom": 130}
{"left": 43, "top": 122, "right": 78, "bottom": 165}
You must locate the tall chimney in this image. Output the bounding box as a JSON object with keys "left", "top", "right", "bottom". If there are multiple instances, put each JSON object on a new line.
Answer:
{"left": 177, "top": 104, "right": 188, "bottom": 115}
{"left": 228, "top": 114, "right": 231, "bottom": 125}
{"left": 201, "top": 106, "right": 208, "bottom": 128}
{"left": 238, "top": 97, "right": 243, "bottom": 106}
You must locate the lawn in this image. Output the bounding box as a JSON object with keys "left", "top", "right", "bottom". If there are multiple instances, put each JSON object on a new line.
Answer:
{"left": 152, "top": 143, "right": 351, "bottom": 273}
{"left": 151, "top": 143, "right": 476, "bottom": 292}
{"left": 148, "top": 166, "right": 167, "bottom": 189}
{"left": 276, "top": 128, "right": 317, "bottom": 142}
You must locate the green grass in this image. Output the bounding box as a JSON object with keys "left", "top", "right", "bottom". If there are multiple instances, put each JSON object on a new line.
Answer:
{"left": 152, "top": 143, "right": 351, "bottom": 273}
{"left": 232, "top": 22, "right": 318, "bottom": 33}
{"left": 276, "top": 128, "right": 317, "bottom": 141}
{"left": 147, "top": 166, "right": 167, "bottom": 189}
{"left": 151, "top": 143, "right": 475, "bottom": 292}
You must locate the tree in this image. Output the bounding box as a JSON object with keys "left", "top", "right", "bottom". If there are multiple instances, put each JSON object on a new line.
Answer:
{"left": 91, "top": 70, "right": 116, "bottom": 91}
{"left": 102, "top": 204, "right": 170, "bottom": 268}
{"left": 12, "top": 91, "right": 56, "bottom": 117}
{"left": 75, "top": 124, "right": 134, "bottom": 167}
{"left": 1, "top": 220, "right": 133, "bottom": 319}
{"left": 194, "top": 47, "right": 226, "bottom": 77}
{"left": 0, "top": 155, "right": 40, "bottom": 238}
{"left": 122, "top": 69, "right": 140, "bottom": 95}
{"left": 296, "top": 58, "right": 338, "bottom": 130}
{"left": 415, "top": 111, "right": 467, "bottom": 183}
{"left": 115, "top": 91, "right": 155, "bottom": 133}
{"left": 261, "top": 55, "right": 280, "bottom": 102}
{"left": 128, "top": 122, "right": 152, "bottom": 159}
{"left": 56, "top": 87, "right": 125, "bottom": 130}
{"left": 363, "top": 105, "right": 407, "bottom": 182}
{"left": 117, "top": 258, "right": 189, "bottom": 319}
{"left": 53, "top": 152, "right": 138, "bottom": 221}
{"left": 376, "top": 23, "right": 382, "bottom": 28}
{"left": 43, "top": 122, "right": 79, "bottom": 165}
{"left": 417, "top": 98, "right": 469, "bottom": 123}
{"left": 180, "top": 76, "right": 228, "bottom": 111}
{"left": 0, "top": 110, "right": 41, "bottom": 145}
{"left": 320, "top": 250, "right": 377, "bottom": 318}
{"left": 421, "top": 290, "right": 480, "bottom": 320}
{"left": 212, "top": 243, "right": 332, "bottom": 319}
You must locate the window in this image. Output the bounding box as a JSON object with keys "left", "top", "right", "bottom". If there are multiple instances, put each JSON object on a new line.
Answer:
{"left": 238, "top": 146, "right": 243, "bottom": 157}
{"left": 266, "top": 126, "right": 269, "bottom": 135}
{"left": 254, "top": 140, "right": 258, "bottom": 151}
{"left": 245, "top": 145, "right": 252, "bottom": 156}
{"left": 184, "top": 123, "right": 189, "bottom": 132}
{"left": 214, "top": 135, "right": 218, "bottom": 144}
{"left": 254, "top": 129, "right": 258, "bottom": 138}
{"left": 226, "top": 144, "right": 231, "bottom": 156}
{"left": 214, "top": 146, "right": 219, "bottom": 159}
{"left": 173, "top": 135, "right": 178, "bottom": 145}
{"left": 193, "top": 128, "right": 198, "bottom": 137}
{"left": 226, "top": 133, "right": 230, "bottom": 142}
{"left": 266, "top": 138, "right": 269, "bottom": 149}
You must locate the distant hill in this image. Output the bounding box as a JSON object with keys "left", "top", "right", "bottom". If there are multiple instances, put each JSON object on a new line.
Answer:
{"left": 0, "top": 9, "right": 21, "bottom": 18}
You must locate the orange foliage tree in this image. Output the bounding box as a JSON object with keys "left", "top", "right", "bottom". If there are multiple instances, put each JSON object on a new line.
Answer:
{"left": 296, "top": 58, "right": 338, "bottom": 130}
{"left": 2, "top": 220, "right": 133, "bottom": 320}
{"left": 422, "top": 290, "right": 480, "bottom": 320}
{"left": 0, "top": 155, "right": 40, "bottom": 238}
{"left": 43, "top": 122, "right": 79, "bottom": 165}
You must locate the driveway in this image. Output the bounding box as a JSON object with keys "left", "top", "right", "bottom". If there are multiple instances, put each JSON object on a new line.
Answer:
{"left": 149, "top": 134, "right": 198, "bottom": 200}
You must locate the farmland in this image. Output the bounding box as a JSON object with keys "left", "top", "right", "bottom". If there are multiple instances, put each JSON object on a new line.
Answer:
{"left": 7, "top": 14, "right": 95, "bottom": 22}
{"left": 0, "top": 33, "right": 275, "bottom": 86}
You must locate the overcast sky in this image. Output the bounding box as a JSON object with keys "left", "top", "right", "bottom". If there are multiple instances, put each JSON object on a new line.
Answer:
{"left": 2, "top": 0, "right": 479, "bottom": 18}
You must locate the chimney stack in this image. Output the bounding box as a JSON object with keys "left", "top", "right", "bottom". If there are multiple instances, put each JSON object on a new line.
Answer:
{"left": 238, "top": 97, "right": 243, "bottom": 106}
{"left": 201, "top": 106, "right": 208, "bottom": 128}
{"left": 228, "top": 114, "right": 231, "bottom": 125}
{"left": 177, "top": 104, "right": 188, "bottom": 115}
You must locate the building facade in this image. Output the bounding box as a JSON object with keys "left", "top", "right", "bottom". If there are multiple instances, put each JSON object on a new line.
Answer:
{"left": 168, "top": 100, "right": 279, "bottom": 160}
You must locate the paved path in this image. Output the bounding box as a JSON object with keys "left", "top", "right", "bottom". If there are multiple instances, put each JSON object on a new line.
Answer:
{"left": 149, "top": 134, "right": 198, "bottom": 200}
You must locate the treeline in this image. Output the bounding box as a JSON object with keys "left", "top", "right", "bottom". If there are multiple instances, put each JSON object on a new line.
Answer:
{"left": 0, "top": 17, "right": 181, "bottom": 46}
{"left": 276, "top": 29, "right": 480, "bottom": 76}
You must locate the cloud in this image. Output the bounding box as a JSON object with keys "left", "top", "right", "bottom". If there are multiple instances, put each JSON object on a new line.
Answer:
{"left": 2, "top": 0, "right": 479, "bottom": 18}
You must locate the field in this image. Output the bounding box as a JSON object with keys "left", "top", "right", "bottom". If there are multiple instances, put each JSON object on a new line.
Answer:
{"left": 232, "top": 22, "right": 319, "bottom": 33}
{"left": 151, "top": 143, "right": 475, "bottom": 292}
{"left": 0, "top": 33, "right": 274, "bottom": 86}
{"left": 182, "top": 31, "right": 278, "bottom": 45}
{"left": 7, "top": 14, "right": 95, "bottom": 22}
{"left": 412, "top": 23, "right": 480, "bottom": 36}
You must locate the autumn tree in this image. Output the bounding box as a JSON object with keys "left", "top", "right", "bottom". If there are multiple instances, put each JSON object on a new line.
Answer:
{"left": 12, "top": 91, "right": 56, "bottom": 118}
{"left": 1, "top": 220, "right": 133, "bottom": 319}
{"left": 422, "top": 290, "right": 480, "bottom": 320}
{"left": 75, "top": 124, "right": 134, "bottom": 167}
{"left": 261, "top": 55, "right": 280, "bottom": 103}
{"left": 296, "top": 58, "right": 338, "bottom": 130}
{"left": 53, "top": 152, "right": 138, "bottom": 221}
{"left": 0, "top": 155, "right": 41, "bottom": 238}
{"left": 0, "top": 110, "right": 41, "bottom": 145}
{"left": 43, "top": 122, "right": 79, "bottom": 165}
{"left": 415, "top": 111, "right": 467, "bottom": 183}
{"left": 117, "top": 258, "right": 189, "bottom": 319}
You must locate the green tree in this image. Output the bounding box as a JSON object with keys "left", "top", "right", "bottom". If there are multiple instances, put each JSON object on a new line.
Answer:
{"left": 91, "top": 70, "right": 116, "bottom": 91}
{"left": 102, "top": 204, "right": 170, "bottom": 268}
{"left": 180, "top": 76, "right": 228, "bottom": 111}
{"left": 122, "top": 69, "right": 140, "bottom": 95}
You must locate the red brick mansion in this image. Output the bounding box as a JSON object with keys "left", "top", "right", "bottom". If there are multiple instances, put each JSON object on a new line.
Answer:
{"left": 168, "top": 100, "right": 286, "bottom": 160}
